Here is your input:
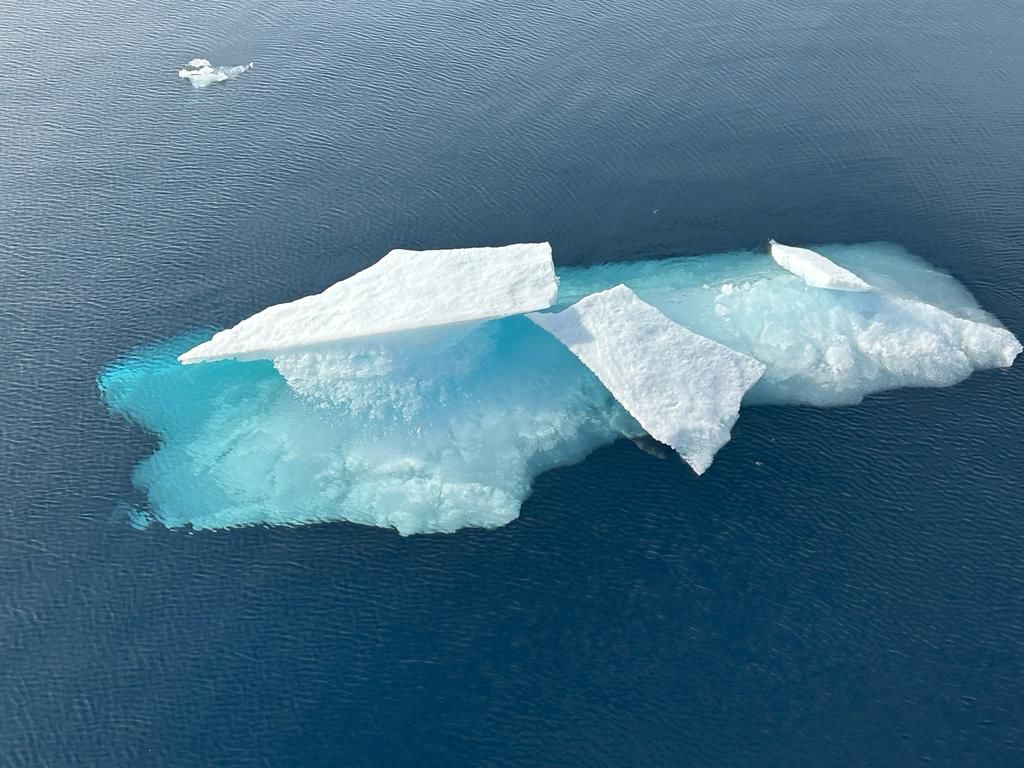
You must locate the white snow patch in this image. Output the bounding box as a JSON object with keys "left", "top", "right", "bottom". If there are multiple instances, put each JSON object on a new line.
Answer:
{"left": 179, "top": 243, "right": 558, "bottom": 364}
{"left": 529, "top": 285, "right": 766, "bottom": 474}
{"left": 769, "top": 240, "right": 872, "bottom": 292}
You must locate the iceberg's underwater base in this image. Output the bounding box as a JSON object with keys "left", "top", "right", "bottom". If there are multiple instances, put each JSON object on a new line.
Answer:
{"left": 99, "top": 242, "right": 1020, "bottom": 535}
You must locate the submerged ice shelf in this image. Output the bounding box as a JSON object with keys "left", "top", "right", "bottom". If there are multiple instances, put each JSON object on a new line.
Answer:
{"left": 101, "top": 241, "right": 1021, "bottom": 535}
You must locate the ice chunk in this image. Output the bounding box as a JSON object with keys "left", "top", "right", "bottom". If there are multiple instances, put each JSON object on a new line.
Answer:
{"left": 769, "top": 239, "right": 872, "bottom": 292}
{"left": 101, "top": 242, "right": 1020, "bottom": 536}
{"left": 178, "top": 58, "right": 254, "bottom": 88}
{"left": 529, "top": 285, "right": 766, "bottom": 474}
{"left": 179, "top": 243, "right": 558, "bottom": 364}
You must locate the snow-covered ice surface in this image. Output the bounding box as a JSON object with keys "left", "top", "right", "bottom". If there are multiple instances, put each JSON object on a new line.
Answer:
{"left": 529, "top": 285, "right": 765, "bottom": 474}
{"left": 179, "top": 243, "right": 558, "bottom": 364}
{"left": 100, "top": 242, "right": 1020, "bottom": 535}
{"left": 178, "top": 58, "right": 253, "bottom": 88}
{"left": 559, "top": 243, "right": 1020, "bottom": 407}
{"left": 769, "top": 239, "right": 872, "bottom": 292}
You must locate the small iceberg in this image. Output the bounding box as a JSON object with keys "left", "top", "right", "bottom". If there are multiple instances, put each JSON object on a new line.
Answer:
{"left": 769, "top": 239, "right": 872, "bottom": 292}
{"left": 178, "top": 58, "right": 253, "bottom": 88}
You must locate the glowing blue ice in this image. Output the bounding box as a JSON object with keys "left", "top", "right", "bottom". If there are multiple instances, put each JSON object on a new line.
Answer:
{"left": 99, "top": 243, "right": 1020, "bottom": 535}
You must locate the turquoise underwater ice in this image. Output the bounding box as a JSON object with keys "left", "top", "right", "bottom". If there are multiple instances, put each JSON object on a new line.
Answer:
{"left": 99, "top": 244, "right": 1020, "bottom": 534}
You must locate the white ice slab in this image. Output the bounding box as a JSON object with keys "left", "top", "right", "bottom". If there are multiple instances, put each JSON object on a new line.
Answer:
{"left": 180, "top": 243, "right": 558, "bottom": 364}
{"left": 529, "top": 285, "right": 766, "bottom": 474}
{"left": 769, "top": 239, "right": 871, "bottom": 292}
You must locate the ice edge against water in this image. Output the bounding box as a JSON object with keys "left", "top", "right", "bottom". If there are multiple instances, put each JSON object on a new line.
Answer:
{"left": 178, "top": 58, "right": 253, "bottom": 88}
{"left": 179, "top": 243, "right": 558, "bottom": 364}
{"left": 102, "top": 241, "right": 1021, "bottom": 535}
{"left": 529, "top": 285, "right": 766, "bottom": 474}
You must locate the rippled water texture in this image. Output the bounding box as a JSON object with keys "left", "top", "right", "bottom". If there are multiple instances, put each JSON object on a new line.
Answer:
{"left": 3, "top": 0, "right": 1023, "bottom": 765}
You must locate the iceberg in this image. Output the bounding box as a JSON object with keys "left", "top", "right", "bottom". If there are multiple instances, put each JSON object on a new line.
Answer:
{"left": 769, "top": 239, "right": 872, "bottom": 292}
{"left": 529, "top": 285, "right": 765, "bottom": 474}
{"left": 179, "top": 243, "right": 558, "bottom": 364}
{"left": 100, "top": 242, "right": 1020, "bottom": 535}
{"left": 178, "top": 58, "right": 253, "bottom": 88}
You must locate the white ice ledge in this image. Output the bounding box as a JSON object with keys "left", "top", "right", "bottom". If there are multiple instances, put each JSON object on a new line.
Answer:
{"left": 529, "top": 285, "right": 766, "bottom": 474}
{"left": 769, "top": 239, "right": 872, "bottom": 292}
{"left": 179, "top": 242, "right": 558, "bottom": 364}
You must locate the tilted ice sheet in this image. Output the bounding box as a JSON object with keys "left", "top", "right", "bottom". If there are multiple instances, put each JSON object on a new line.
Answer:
{"left": 179, "top": 243, "right": 558, "bottom": 364}
{"left": 101, "top": 243, "right": 1020, "bottom": 535}
{"left": 769, "top": 239, "right": 872, "bottom": 292}
{"left": 529, "top": 285, "right": 765, "bottom": 474}
{"left": 178, "top": 58, "right": 253, "bottom": 88}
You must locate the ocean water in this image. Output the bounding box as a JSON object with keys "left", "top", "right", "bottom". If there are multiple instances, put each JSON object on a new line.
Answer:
{"left": 2, "top": 0, "right": 1023, "bottom": 765}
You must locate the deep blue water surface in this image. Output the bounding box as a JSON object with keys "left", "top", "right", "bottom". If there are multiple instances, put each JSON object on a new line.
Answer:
{"left": 2, "top": 0, "right": 1023, "bottom": 765}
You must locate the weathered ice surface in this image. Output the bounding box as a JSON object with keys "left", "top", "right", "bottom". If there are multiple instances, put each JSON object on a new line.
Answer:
{"left": 180, "top": 243, "right": 557, "bottom": 364}
{"left": 529, "top": 285, "right": 765, "bottom": 474}
{"left": 101, "top": 243, "right": 1020, "bottom": 534}
{"left": 769, "top": 239, "right": 872, "bottom": 292}
{"left": 178, "top": 58, "right": 253, "bottom": 88}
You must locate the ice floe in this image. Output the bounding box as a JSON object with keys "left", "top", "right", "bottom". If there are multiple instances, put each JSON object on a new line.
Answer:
{"left": 178, "top": 58, "right": 253, "bottom": 88}
{"left": 101, "top": 241, "right": 1020, "bottom": 534}
{"left": 769, "top": 239, "right": 872, "bottom": 292}
{"left": 529, "top": 285, "right": 765, "bottom": 474}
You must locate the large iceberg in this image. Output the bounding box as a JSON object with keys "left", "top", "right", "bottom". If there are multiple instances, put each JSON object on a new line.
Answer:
{"left": 100, "top": 242, "right": 1020, "bottom": 535}
{"left": 179, "top": 243, "right": 558, "bottom": 364}
{"left": 178, "top": 58, "right": 254, "bottom": 88}
{"left": 529, "top": 285, "right": 765, "bottom": 474}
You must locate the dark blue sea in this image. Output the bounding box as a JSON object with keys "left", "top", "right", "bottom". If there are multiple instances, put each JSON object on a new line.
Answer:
{"left": 3, "top": 0, "right": 1023, "bottom": 765}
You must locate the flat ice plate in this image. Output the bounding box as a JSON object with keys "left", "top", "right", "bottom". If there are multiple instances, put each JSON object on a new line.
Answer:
{"left": 529, "top": 284, "right": 766, "bottom": 474}
{"left": 181, "top": 242, "right": 558, "bottom": 364}
{"left": 769, "top": 239, "right": 871, "bottom": 292}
